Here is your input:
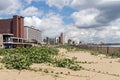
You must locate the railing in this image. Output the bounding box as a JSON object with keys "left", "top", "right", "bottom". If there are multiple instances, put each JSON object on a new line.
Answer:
{"left": 75, "top": 44, "right": 120, "bottom": 54}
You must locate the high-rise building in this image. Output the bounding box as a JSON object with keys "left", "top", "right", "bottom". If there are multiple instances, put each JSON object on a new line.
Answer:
{"left": 24, "top": 26, "right": 42, "bottom": 43}
{"left": 59, "top": 33, "right": 64, "bottom": 45}
{"left": 68, "top": 39, "right": 72, "bottom": 45}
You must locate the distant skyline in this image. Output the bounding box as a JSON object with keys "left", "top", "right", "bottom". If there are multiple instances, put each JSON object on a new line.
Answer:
{"left": 0, "top": 0, "right": 120, "bottom": 43}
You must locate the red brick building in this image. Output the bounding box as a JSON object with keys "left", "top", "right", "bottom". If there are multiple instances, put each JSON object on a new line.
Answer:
{"left": 0, "top": 15, "right": 24, "bottom": 38}
{"left": 0, "top": 15, "right": 31, "bottom": 48}
{"left": 0, "top": 15, "right": 42, "bottom": 48}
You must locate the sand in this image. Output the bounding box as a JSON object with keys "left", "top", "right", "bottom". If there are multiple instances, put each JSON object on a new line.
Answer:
{"left": 0, "top": 48, "right": 120, "bottom": 80}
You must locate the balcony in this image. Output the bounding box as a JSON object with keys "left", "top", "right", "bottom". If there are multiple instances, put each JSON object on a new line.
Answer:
{"left": 3, "top": 33, "right": 13, "bottom": 43}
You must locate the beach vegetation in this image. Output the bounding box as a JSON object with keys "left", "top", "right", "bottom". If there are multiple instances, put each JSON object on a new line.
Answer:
{"left": 0, "top": 46, "right": 81, "bottom": 71}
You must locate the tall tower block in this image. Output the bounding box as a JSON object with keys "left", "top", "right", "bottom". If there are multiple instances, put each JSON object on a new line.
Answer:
{"left": 13, "top": 15, "right": 19, "bottom": 37}
{"left": 60, "top": 33, "right": 64, "bottom": 45}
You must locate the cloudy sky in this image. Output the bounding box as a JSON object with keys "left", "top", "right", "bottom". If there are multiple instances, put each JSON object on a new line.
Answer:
{"left": 0, "top": 0, "right": 120, "bottom": 43}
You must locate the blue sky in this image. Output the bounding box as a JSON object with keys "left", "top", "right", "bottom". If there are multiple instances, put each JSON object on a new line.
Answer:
{"left": 0, "top": 0, "right": 120, "bottom": 43}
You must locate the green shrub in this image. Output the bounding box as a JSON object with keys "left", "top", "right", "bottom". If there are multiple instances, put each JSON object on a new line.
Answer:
{"left": 107, "top": 53, "right": 120, "bottom": 58}
{"left": 90, "top": 50, "right": 102, "bottom": 56}
{"left": 44, "top": 69, "right": 49, "bottom": 73}
{"left": 1, "top": 46, "right": 81, "bottom": 71}
{"left": 69, "top": 65, "right": 82, "bottom": 71}
{"left": 54, "top": 58, "right": 74, "bottom": 68}
{"left": 53, "top": 58, "right": 82, "bottom": 71}
{"left": 1, "top": 46, "right": 58, "bottom": 70}
{"left": 2, "top": 53, "right": 31, "bottom": 70}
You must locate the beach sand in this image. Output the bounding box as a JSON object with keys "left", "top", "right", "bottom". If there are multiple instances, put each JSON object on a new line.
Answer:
{"left": 0, "top": 48, "right": 120, "bottom": 80}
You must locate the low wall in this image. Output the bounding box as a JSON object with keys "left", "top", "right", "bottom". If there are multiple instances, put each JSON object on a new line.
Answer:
{"left": 78, "top": 45, "right": 120, "bottom": 54}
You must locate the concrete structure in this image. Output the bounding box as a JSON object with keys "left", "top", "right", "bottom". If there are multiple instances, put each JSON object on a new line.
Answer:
{"left": 0, "top": 15, "right": 42, "bottom": 48}
{"left": 0, "top": 34, "right": 3, "bottom": 48}
{"left": 24, "top": 26, "right": 42, "bottom": 43}
{"left": 0, "top": 33, "right": 32, "bottom": 48}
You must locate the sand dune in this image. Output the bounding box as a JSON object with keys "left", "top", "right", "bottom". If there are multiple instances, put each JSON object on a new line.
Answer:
{"left": 0, "top": 48, "right": 120, "bottom": 80}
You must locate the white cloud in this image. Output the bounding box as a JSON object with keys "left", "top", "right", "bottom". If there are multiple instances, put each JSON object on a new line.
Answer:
{"left": 100, "top": 0, "right": 120, "bottom": 3}
{"left": 45, "top": 0, "right": 99, "bottom": 10}
{"left": 65, "top": 0, "right": 100, "bottom": 10}
{"left": 70, "top": 0, "right": 88, "bottom": 9}
{"left": 0, "top": 0, "right": 118, "bottom": 43}
{"left": 110, "top": 18, "right": 120, "bottom": 26}
{"left": 65, "top": 21, "right": 120, "bottom": 43}
{"left": 20, "top": 6, "right": 42, "bottom": 17}
{"left": 46, "top": 0, "right": 70, "bottom": 9}
{"left": 24, "top": 0, "right": 120, "bottom": 43}
{"left": 0, "top": 1, "right": 11, "bottom": 10}
{"left": 71, "top": 8, "right": 100, "bottom": 27}
{"left": 95, "top": 26, "right": 120, "bottom": 42}
{"left": 64, "top": 24, "right": 97, "bottom": 43}
{"left": 24, "top": 14, "right": 120, "bottom": 43}
{"left": 24, "top": 16, "right": 42, "bottom": 28}
{"left": 0, "top": 0, "right": 22, "bottom": 15}
{"left": 25, "top": 0, "right": 33, "bottom": 4}
{"left": 67, "top": 0, "right": 120, "bottom": 10}
{"left": 24, "top": 13, "right": 65, "bottom": 38}
{"left": 24, "top": 12, "right": 120, "bottom": 43}
{"left": 25, "top": 0, "right": 42, "bottom": 4}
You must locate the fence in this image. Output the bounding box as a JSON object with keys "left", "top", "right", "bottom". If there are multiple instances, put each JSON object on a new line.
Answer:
{"left": 77, "top": 44, "right": 120, "bottom": 54}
